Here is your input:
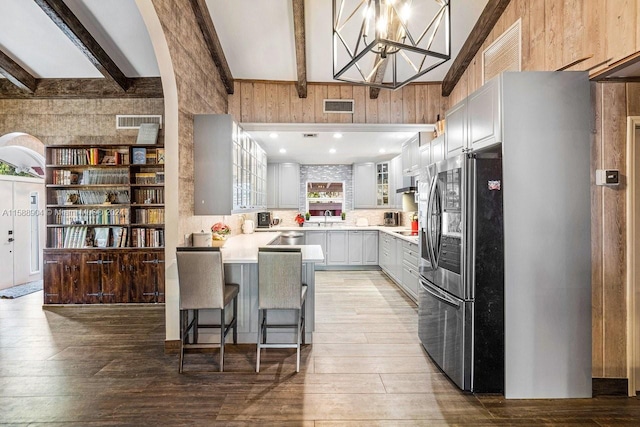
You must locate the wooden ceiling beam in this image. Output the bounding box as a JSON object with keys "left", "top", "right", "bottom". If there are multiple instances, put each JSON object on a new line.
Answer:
{"left": 34, "top": 0, "right": 132, "bottom": 91}
{"left": 0, "top": 78, "right": 163, "bottom": 99}
{"left": 190, "top": 0, "right": 235, "bottom": 94}
{"left": 292, "top": 0, "right": 307, "bottom": 98}
{"left": 441, "top": 0, "right": 511, "bottom": 96}
{"left": 369, "top": 59, "right": 388, "bottom": 100}
{"left": 0, "top": 49, "right": 37, "bottom": 94}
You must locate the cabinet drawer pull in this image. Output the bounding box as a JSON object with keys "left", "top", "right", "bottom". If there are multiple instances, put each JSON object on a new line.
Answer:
{"left": 45, "top": 260, "right": 59, "bottom": 264}
{"left": 102, "top": 260, "right": 114, "bottom": 264}
{"left": 86, "top": 260, "right": 101, "bottom": 264}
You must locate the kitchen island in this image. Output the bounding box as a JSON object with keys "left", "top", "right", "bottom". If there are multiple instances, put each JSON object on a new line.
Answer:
{"left": 188, "top": 232, "right": 323, "bottom": 343}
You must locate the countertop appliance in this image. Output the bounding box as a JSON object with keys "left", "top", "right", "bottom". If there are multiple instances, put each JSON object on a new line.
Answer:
{"left": 417, "top": 72, "right": 592, "bottom": 399}
{"left": 242, "top": 219, "right": 255, "bottom": 234}
{"left": 418, "top": 152, "right": 503, "bottom": 393}
{"left": 383, "top": 211, "right": 399, "bottom": 226}
{"left": 257, "top": 212, "right": 271, "bottom": 228}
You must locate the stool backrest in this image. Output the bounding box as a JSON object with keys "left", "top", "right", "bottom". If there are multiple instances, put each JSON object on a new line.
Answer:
{"left": 258, "top": 247, "right": 303, "bottom": 310}
{"left": 176, "top": 248, "right": 225, "bottom": 310}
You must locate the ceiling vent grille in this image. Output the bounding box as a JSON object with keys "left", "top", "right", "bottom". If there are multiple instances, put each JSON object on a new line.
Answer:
{"left": 303, "top": 133, "right": 318, "bottom": 138}
{"left": 483, "top": 19, "right": 521, "bottom": 83}
{"left": 323, "top": 99, "right": 354, "bottom": 114}
{"left": 116, "top": 115, "right": 163, "bottom": 129}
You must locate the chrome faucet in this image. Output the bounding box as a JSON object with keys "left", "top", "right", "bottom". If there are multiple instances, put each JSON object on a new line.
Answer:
{"left": 324, "top": 210, "right": 332, "bottom": 226}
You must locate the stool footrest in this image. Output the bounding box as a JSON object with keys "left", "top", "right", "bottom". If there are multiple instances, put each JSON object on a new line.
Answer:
{"left": 183, "top": 343, "right": 221, "bottom": 349}
{"left": 259, "top": 343, "right": 299, "bottom": 349}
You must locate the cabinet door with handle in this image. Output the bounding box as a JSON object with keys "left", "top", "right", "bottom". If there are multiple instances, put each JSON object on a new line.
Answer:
{"left": 348, "top": 231, "right": 363, "bottom": 265}
{"left": 43, "top": 252, "right": 78, "bottom": 304}
{"left": 79, "top": 252, "right": 103, "bottom": 304}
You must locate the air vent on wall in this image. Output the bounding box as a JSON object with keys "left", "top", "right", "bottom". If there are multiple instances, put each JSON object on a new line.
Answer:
{"left": 303, "top": 133, "right": 318, "bottom": 138}
{"left": 323, "top": 99, "right": 355, "bottom": 114}
{"left": 483, "top": 19, "right": 521, "bottom": 83}
{"left": 116, "top": 115, "right": 163, "bottom": 129}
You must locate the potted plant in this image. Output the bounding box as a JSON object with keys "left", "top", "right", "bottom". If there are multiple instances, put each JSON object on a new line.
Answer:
{"left": 295, "top": 213, "right": 305, "bottom": 227}
{"left": 341, "top": 212, "right": 346, "bottom": 221}
{"left": 305, "top": 212, "right": 310, "bottom": 221}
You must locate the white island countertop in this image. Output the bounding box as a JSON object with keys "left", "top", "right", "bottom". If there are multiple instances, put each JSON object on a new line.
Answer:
{"left": 220, "top": 232, "right": 325, "bottom": 264}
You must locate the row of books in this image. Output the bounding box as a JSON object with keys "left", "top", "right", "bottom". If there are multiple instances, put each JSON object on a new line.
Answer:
{"left": 133, "top": 188, "right": 164, "bottom": 204}
{"left": 50, "top": 208, "right": 129, "bottom": 225}
{"left": 93, "top": 227, "right": 128, "bottom": 248}
{"left": 130, "top": 228, "right": 164, "bottom": 248}
{"left": 80, "top": 169, "right": 129, "bottom": 185}
{"left": 134, "top": 208, "right": 164, "bottom": 224}
{"left": 50, "top": 148, "right": 130, "bottom": 166}
{"left": 134, "top": 172, "right": 164, "bottom": 184}
{"left": 132, "top": 147, "right": 165, "bottom": 165}
{"left": 49, "top": 226, "right": 89, "bottom": 248}
{"left": 52, "top": 190, "right": 130, "bottom": 205}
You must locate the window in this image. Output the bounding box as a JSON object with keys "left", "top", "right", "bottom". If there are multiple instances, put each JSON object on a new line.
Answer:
{"left": 306, "top": 182, "right": 344, "bottom": 218}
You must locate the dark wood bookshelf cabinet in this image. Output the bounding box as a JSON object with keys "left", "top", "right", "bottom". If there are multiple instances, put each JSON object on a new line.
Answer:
{"left": 43, "top": 144, "right": 165, "bottom": 305}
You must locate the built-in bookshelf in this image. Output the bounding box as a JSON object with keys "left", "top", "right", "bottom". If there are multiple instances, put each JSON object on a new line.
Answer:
{"left": 43, "top": 143, "right": 165, "bottom": 305}
{"left": 44, "top": 144, "right": 165, "bottom": 250}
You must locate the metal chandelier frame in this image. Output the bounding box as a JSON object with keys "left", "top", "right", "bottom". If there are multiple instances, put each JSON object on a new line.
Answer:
{"left": 332, "top": 0, "right": 451, "bottom": 90}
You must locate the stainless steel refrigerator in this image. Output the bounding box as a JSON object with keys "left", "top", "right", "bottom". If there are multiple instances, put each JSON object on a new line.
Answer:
{"left": 417, "top": 71, "right": 592, "bottom": 399}
{"left": 418, "top": 149, "right": 504, "bottom": 393}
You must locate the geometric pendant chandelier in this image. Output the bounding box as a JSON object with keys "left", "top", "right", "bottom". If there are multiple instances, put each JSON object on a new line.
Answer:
{"left": 333, "top": 0, "right": 451, "bottom": 90}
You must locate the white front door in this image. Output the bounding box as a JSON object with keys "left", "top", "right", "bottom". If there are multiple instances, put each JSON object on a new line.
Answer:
{"left": 0, "top": 180, "right": 15, "bottom": 290}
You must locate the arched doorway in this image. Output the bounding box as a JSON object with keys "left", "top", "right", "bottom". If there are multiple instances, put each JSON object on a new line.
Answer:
{"left": 0, "top": 133, "right": 46, "bottom": 291}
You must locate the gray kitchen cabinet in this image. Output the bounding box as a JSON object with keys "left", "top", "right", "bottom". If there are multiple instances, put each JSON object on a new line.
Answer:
{"left": 267, "top": 162, "right": 300, "bottom": 209}
{"left": 390, "top": 155, "right": 403, "bottom": 209}
{"left": 353, "top": 163, "right": 377, "bottom": 208}
{"left": 393, "top": 235, "right": 403, "bottom": 281}
{"left": 431, "top": 134, "right": 446, "bottom": 164}
{"left": 375, "top": 161, "right": 391, "bottom": 207}
{"left": 363, "top": 231, "right": 379, "bottom": 265}
{"left": 327, "top": 231, "right": 348, "bottom": 265}
{"left": 401, "top": 135, "right": 420, "bottom": 176}
{"left": 468, "top": 77, "right": 502, "bottom": 151}
{"left": 379, "top": 232, "right": 398, "bottom": 281}
{"left": 445, "top": 99, "right": 467, "bottom": 157}
{"left": 305, "top": 230, "right": 326, "bottom": 266}
{"left": 194, "top": 114, "right": 266, "bottom": 215}
{"left": 401, "top": 240, "right": 419, "bottom": 301}
{"left": 347, "top": 230, "right": 363, "bottom": 265}
{"left": 419, "top": 142, "right": 431, "bottom": 169}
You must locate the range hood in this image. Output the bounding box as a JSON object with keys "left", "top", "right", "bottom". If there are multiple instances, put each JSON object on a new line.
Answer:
{"left": 396, "top": 176, "right": 417, "bottom": 193}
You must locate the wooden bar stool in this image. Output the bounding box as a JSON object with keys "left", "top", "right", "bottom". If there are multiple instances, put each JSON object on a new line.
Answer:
{"left": 176, "top": 247, "right": 239, "bottom": 373}
{"left": 256, "top": 247, "right": 307, "bottom": 373}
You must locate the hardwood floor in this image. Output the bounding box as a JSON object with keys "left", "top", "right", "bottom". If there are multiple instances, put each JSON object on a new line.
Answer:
{"left": 1, "top": 270, "right": 639, "bottom": 425}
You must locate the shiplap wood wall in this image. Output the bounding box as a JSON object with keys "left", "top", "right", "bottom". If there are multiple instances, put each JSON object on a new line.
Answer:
{"left": 449, "top": 0, "right": 640, "bottom": 104}
{"left": 228, "top": 81, "right": 448, "bottom": 125}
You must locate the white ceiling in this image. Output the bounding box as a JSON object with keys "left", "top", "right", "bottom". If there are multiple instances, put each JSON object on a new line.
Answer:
{"left": 244, "top": 124, "right": 431, "bottom": 164}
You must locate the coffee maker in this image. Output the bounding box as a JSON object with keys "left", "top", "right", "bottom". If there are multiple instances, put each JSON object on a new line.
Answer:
{"left": 383, "top": 211, "right": 400, "bottom": 226}
{"left": 257, "top": 212, "right": 271, "bottom": 228}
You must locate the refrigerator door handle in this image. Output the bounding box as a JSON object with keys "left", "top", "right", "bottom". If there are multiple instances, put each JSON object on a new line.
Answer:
{"left": 420, "top": 280, "right": 461, "bottom": 309}
{"left": 425, "top": 175, "right": 438, "bottom": 268}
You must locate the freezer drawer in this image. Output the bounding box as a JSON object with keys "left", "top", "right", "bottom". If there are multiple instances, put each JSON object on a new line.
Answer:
{"left": 418, "top": 278, "right": 471, "bottom": 390}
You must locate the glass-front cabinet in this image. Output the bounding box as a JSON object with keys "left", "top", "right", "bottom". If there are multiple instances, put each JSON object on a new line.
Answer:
{"left": 376, "top": 161, "right": 390, "bottom": 206}
{"left": 232, "top": 124, "right": 266, "bottom": 211}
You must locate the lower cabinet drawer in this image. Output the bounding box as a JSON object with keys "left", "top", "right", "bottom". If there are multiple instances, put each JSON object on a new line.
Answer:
{"left": 401, "top": 262, "right": 419, "bottom": 300}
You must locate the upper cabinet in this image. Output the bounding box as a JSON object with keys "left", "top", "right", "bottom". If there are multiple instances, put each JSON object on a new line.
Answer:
{"left": 468, "top": 77, "right": 502, "bottom": 151}
{"left": 376, "top": 162, "right": 391, "bottom": 207}
{"left": 445, "top": 100, "right": 467, "bottom": 157}
{"left": 445, "top": 76, "right": 502, "bottom": 156}
{"left": 194, "top": 114, "right": 266, "bottom": 215}
{"left": 401, "top": 135, "right": 420, "bottom": 176}
{"left": 430, "top": 134, "right": 446, "bottom": 165}
{"left": 353, "top": 162, "right": 377, "bottom": 208}
{"left": 267, "top": 162, "right": 300, "bottom": 209}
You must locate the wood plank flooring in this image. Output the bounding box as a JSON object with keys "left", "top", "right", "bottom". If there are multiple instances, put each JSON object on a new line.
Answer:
{"left": 1, "top": 270, "right": 639, "bottom": 425}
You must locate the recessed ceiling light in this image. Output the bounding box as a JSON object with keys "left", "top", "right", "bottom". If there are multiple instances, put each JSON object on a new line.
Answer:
{"left": 279, "top": 148, "right": 286, "bottom": 153}
{"left": 333, "top": 133, "right": 343, "bottom": 139}
{"left": 329, "top": 148, "right": 337, "bottom": 154}
{"left": 379, "top": 148, "right": 386, "bottom": 153}
{"left": 269, "top": 133, "right": 278, "bottom": 139}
